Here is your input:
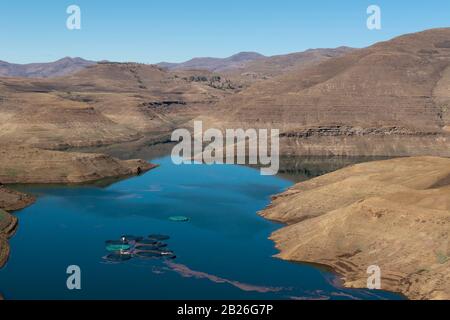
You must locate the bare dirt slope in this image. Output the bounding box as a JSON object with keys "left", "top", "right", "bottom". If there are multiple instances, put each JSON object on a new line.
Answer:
{"left": 0, "top": 62, "right": 234, "bottom": 149}
{"left": 212, "top": 28, "right": 450, "bottom": 156}
{"left": 0, "top": 147, "right": 156, "bottom": 184}
{"left": 260, "top": 157, "right": 450, "bottom": 300}
{"left": 3, "top": 29, "right": 450, "bottom": 157}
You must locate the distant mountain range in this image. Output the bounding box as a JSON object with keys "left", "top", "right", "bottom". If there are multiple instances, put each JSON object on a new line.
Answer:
{"left": 0, "top": 48, "right": 354, "bottom": 80}
{"left": 157, "top": 48, "right": 354, "bottom": 76}
{"left": 0, "top": 57, "right": 96, "bottom": 78}
{"left": 226, "top": 47, "right": 355, "bottom": 79}
{"left": 158, "top": 52, "right": 266, "bottom": 72}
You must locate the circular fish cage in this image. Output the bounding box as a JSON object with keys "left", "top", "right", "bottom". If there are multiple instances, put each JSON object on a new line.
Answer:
{"left": 120, "top": 235, "right": 143, "bottom": 242}
{"left": 104, "top": 252, "right": 132, "bottom": 262}
{"left": 169, "top": 216, "right": 190, "bottom": 222}
{"left": 135, "top": 245, "right": 162, "bottom": 251}
{"left": 106, "top": 240, "right": 129, "bottom": 245}
{"left": 103, "top": 234, "right": 176, "bottom": 262}
{"left": 134, "top": 251, "right": 164, "bottom": 259}
{"left": 136, "top": 239, "right": 158, "bottom": 246}
{"left": 148, "top": 234, "right": 170, "bottom": 241}
{"left": 106, "top": 244, "right": 131, "bottom": 252}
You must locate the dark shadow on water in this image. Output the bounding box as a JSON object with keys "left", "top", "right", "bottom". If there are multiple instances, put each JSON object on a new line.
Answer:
{"left": 70, "top": 140, "right": 392, "bottom": 184}
{"left": 276, "top": 156, "right": 393, "bottom": 183}
{"left": 71, "top": 135, "right": 176, "bottom": 161}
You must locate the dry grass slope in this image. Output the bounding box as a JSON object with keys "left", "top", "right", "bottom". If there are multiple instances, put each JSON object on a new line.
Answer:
{"left": 211, "top": 28, "right": 450, "bottom": 156}
{"left": 260, "top": 157, "right": 450, "bottom": 300}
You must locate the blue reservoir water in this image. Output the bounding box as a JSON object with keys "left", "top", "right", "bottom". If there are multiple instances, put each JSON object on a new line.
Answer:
{"left": 0, "top": 156, "right": 402, "bottom": 300}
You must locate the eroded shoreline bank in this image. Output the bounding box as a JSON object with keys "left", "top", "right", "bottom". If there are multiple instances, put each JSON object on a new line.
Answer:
{"left": 0, "top": 186, "right": 35, "bottom": 268}
{"left": 259, "top": 156, "right": 450, "bottom": 300}
{"left": 0, "top": 210, "right": 18, "bottom": 268}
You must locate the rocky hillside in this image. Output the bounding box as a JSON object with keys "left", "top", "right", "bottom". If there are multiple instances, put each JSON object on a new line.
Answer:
{"left": 212, "top": 28, "right": 450, "bottom": 156}
{"left": 0, "top": 62, "right": 235, "bottom": 149}
{"left": 3, "top": 29, "right": 450, "bottom": 157}
{"left": 260, "top": 156, "right": 450, "bottom": 300}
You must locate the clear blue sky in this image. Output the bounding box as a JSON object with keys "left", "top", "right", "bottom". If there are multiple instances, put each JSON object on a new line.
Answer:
{"left": 1, "top": 0, "right": 449, "bottom": 64}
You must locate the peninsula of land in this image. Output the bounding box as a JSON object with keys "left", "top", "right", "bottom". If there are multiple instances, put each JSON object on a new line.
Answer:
{"left": 260, "top": 157, "right": 450, "bottom": 300}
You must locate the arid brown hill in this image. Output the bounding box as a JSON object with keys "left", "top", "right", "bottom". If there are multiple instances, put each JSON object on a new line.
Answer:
{"left": 213, "top": 28, "right": 450, "bottom": 156}
{"left": 260, "top": 156, "right": 450, "bottom": 300}
{"left": 224, "top": 47, "right": 354, "bottom": 82}
{"left": 0, "top": 62, "right": 234, "bottom": 149}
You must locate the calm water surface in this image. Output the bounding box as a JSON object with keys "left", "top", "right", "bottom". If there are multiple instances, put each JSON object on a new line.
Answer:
{"left": 0, "top": 156, "right": 402, "bottom": 300}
